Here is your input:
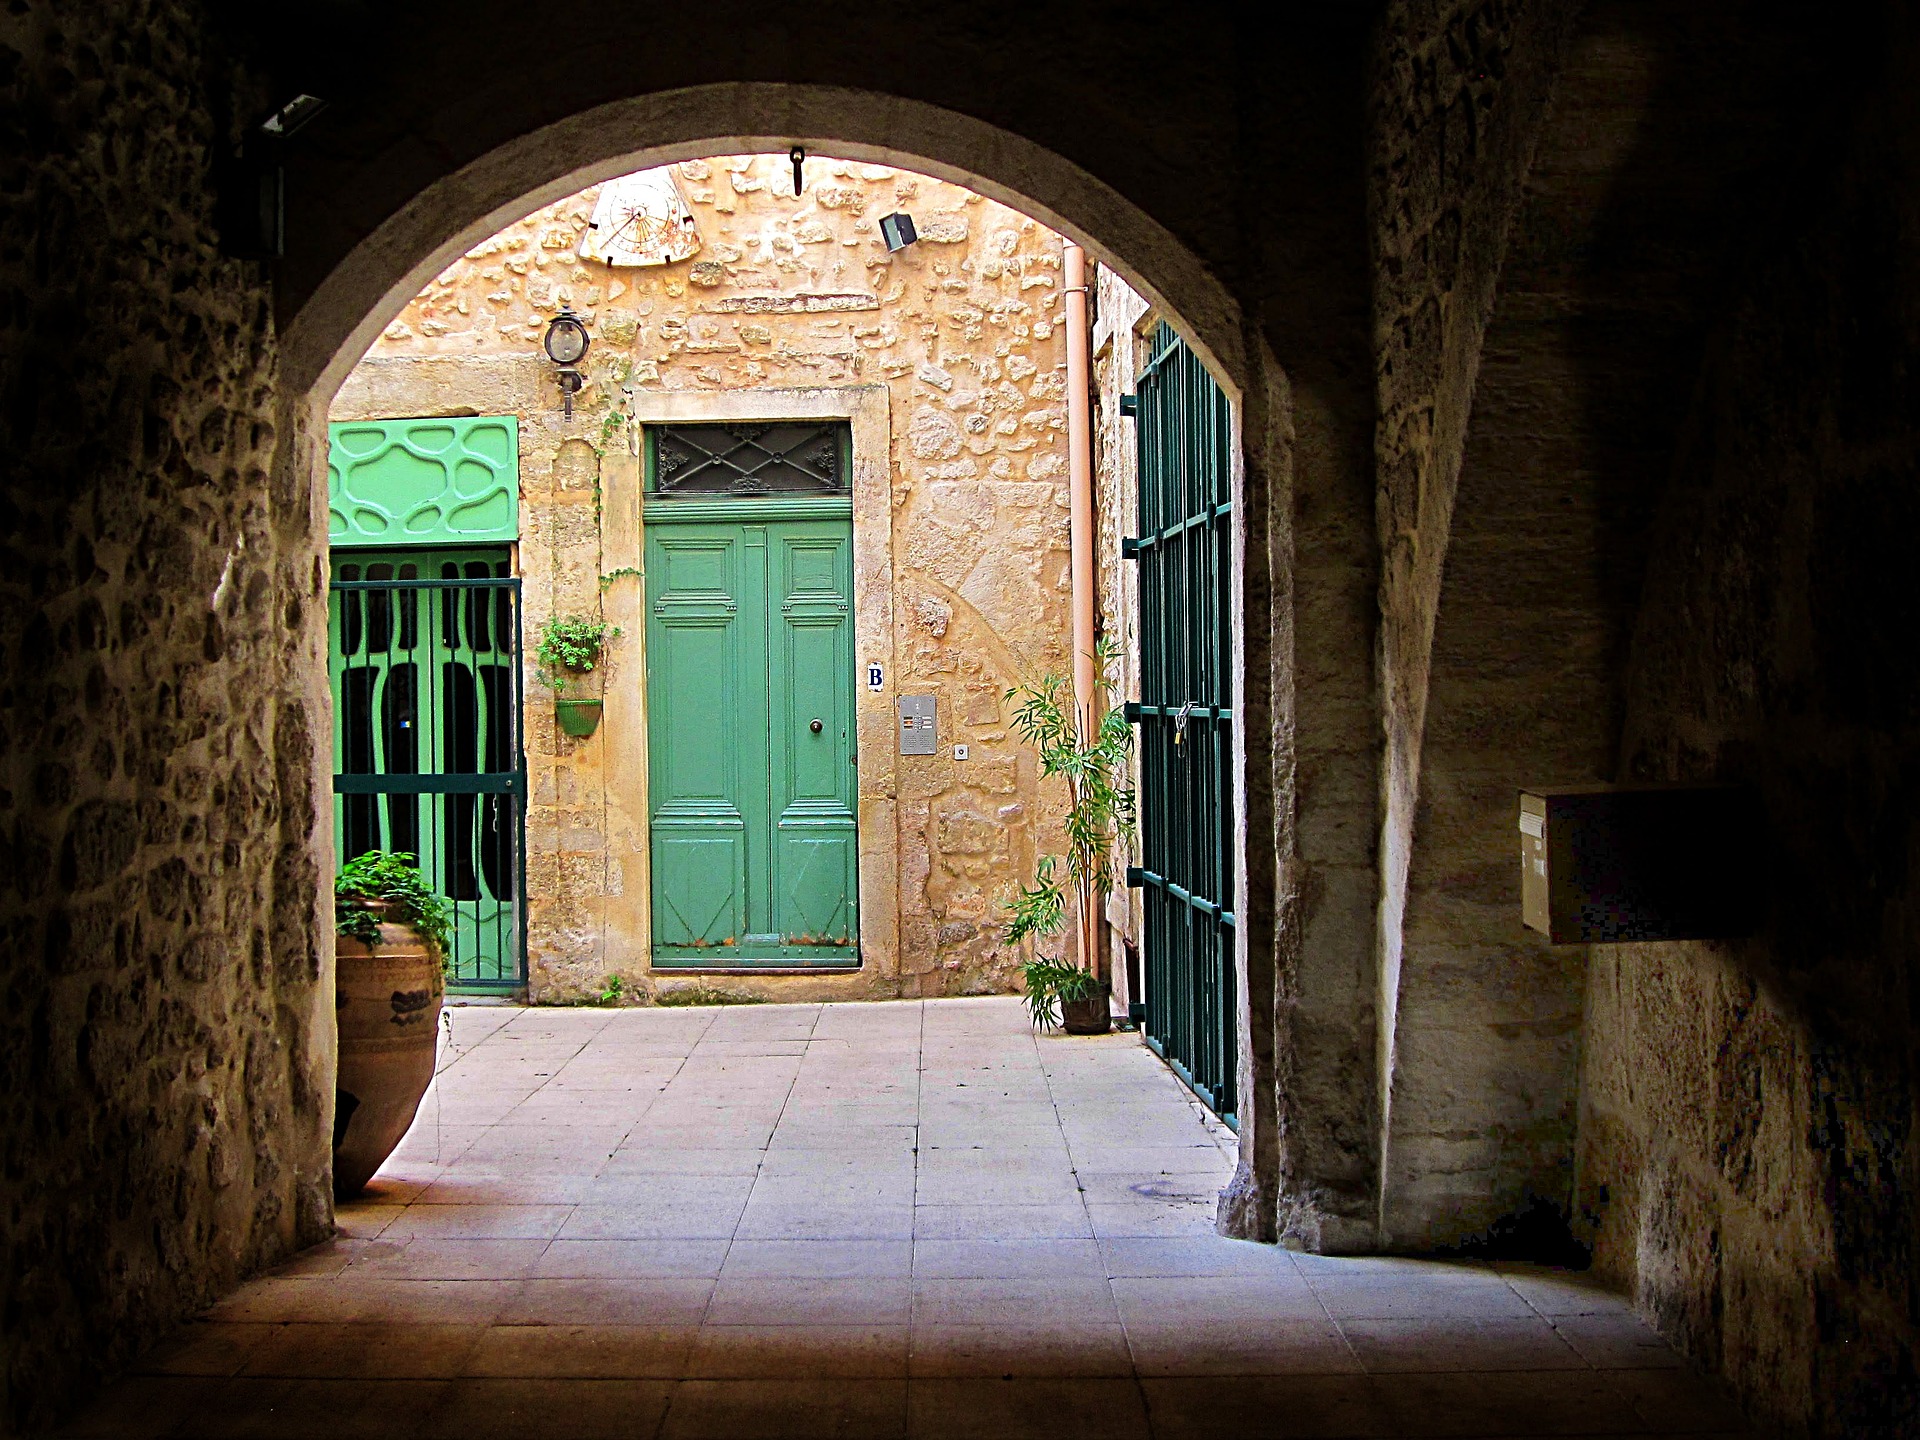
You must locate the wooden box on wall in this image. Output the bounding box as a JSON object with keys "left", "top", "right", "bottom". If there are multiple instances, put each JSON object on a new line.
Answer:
{"left": 1519, "top": 784, "right": 1764, "bottom": 943}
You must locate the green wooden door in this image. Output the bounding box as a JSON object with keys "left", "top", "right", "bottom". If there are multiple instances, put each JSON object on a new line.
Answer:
{"left": 646, "top": 500, "right": 858, "bottom": 967}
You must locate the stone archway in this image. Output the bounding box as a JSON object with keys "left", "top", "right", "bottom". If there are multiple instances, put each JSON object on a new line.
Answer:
{"left": 275, "top": 81, "right": 1374, "bottom": 1251}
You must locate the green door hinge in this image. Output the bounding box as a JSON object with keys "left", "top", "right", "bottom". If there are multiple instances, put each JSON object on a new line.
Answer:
{"left": 1119, "top": 394, "right": 1138, "bottom": 417}
{"left": 1125, "top": 865, "right": 1145, "bottom": 888}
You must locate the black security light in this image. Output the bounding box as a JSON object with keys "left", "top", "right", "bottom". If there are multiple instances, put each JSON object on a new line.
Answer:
{"left": 260, "top": 94, "right": 328, "bottom": 140}
{"left": 218, "top": 94, "right": 327, "bottom": 261}
{"left": 879, "top": 212, "right": 919, "bottom": 253}
{"left": 543, "top": 308, "right": 591, "bottom": 419}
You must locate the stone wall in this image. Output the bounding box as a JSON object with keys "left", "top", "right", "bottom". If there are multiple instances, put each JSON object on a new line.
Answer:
{"left": 1580, "top": 5, "right": 1920, "bottom": 1431}
{"left": 1368, "top": 0, "right": 1579, "bottom": 1244}
{"left": 338, "top": 156, "right": 1074, "bottom": 999}
{"left": 0, "top": 1, "right": 334, "bottom": 1432}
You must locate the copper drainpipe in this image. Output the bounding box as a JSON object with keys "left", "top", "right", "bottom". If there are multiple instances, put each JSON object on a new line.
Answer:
{"left": 1063, "top": 241, "right": 1099, "bottom": 981}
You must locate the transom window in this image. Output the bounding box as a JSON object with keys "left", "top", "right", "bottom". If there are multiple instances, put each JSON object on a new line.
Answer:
{"left": 647, "top": 421, "right": 850, "bottom": 497}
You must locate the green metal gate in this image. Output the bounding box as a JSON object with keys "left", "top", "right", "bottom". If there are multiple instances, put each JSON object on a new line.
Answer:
{"left": 328, "top": 553, "right": 528, "bottom": 991}
{"left": 1124, "top": 322, "right": 1237, "bottom": 1123}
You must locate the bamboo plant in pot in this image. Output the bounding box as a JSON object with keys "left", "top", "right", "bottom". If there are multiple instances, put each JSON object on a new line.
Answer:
{"left": 332, "top": 850, "right": 454, "bottom": 1196}
{"left": 1003, "top": 639, "right": 1135, "bottom": 1034}
{"left": 537, "top": 613, "right": 621, "bottom": 738}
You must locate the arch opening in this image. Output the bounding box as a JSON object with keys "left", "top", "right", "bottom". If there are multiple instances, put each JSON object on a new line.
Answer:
{"left": 301, "top": 126, "right": 1261, "bottom": 1250}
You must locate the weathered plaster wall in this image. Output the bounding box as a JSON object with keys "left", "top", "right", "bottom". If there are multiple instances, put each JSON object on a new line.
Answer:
{"left": 338, "top": 156, "right": 1074, "bottom": 999}
{"left": 1580, "top": 7, "right": 1920, "bottom": 1432}
{"left": 0, "top": 1, "right": 335, "bottom": 1431}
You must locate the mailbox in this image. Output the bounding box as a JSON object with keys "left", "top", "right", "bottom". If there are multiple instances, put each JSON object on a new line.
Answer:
{"left": 1519, "top": 784, "right": 1763, "bottom": 943}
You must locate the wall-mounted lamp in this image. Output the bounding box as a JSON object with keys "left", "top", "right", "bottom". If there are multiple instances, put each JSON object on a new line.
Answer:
{"left": 217, "top": 94, "right": 328, "bottom": 261}
{"left": 879, "top": 213, "right": 919, "bottom": 253}
{"left": 543, "top": 308, "right": 591, "bottom": 418}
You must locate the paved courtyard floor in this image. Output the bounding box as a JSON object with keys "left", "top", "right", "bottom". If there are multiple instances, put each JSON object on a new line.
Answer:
{"left": 64, "top": 998, "right": 1749, "bottom": 1438}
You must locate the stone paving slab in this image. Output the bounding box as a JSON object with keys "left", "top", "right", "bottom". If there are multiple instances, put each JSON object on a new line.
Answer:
{"left": 65, "top": 997, "right": 1751, "bottom": 1438}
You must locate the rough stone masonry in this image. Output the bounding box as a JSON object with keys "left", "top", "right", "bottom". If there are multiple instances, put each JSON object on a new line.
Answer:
{"left": 0, "top": 0, "right": 333, "bottom": 1431}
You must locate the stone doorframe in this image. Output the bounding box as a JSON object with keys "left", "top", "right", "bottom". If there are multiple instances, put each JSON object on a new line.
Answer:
{"left": 600, "top": 384, "right": 898, "bottom": 990}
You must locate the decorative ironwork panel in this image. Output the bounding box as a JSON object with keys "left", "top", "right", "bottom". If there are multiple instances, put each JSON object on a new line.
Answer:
{"left": 1126, "top": 322, "right": 1238, "bottom": 1124}
{"left": 328, "top": 416, "right": 519, "bottom": 547}
{"left": 649, "top": 421, "right": 850, "bottom": 497}
{"left": 328, "top": 550, "right": 528, "bottom": 992}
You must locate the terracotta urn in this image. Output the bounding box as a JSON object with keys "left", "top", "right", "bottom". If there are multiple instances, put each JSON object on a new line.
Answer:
{"left": 333, "top": 900, "right": 444, "bottom": 1197}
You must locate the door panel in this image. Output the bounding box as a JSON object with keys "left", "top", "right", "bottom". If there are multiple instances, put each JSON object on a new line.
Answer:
{"left": 652, "top": 828, "right": 746, "bottom": 947}
{"left": 327, "top": 548, "right": 526, "bottom": 991}
{"left": 777, "top": 832, "right": 855, "bottom": 942}
{"left": 647, "top": 529, "right": 757, "bottom": 956}
{"left": 1129, "top": 322, "right": 1238, "bottom": 1123}
{"left": 769, "top": 528, "right": 858, "bottom": 950}
{"left": 647, "top": 507, "right": 858, "bottom": 966}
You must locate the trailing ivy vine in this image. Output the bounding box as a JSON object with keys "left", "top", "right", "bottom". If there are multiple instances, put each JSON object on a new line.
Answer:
{"left": 535, "top": 614, "right": 621, "bottom": 693}
{"left": 335, "top": 850, "right": 455, "bottom": 973}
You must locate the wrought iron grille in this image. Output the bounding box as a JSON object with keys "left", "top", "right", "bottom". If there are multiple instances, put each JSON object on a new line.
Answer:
{"left": 648, "top": 421, "right": 850, "bottom": 496}
{"left": 1124, "top": 322, "right": 1238, "bottom": 1124}
{"left": 328, "top": 553, "right": 528, "bottom": 991}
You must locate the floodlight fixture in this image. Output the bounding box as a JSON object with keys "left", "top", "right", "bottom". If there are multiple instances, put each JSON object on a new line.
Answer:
{"left": 879, "top": 212, "right": 919, "bottom": 253}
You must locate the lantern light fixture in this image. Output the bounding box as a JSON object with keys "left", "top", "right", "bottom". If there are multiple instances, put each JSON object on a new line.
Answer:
{"left": 879, "top": 212, "right": 919, "bottom": 253}
{"left": 543, "top": 308, "right": 591, "bottom": 419}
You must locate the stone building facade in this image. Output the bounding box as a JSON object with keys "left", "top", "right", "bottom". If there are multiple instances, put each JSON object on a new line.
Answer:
{"left": 331, "top": 155, "right": 1077, "bottom": 1001}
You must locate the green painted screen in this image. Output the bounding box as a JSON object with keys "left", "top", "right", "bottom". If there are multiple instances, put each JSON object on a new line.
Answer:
{"left": 329, "top": 416, "right": 519, "bottom": 548}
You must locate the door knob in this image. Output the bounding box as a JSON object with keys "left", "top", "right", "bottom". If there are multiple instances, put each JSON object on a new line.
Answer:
{"left": 810, "top": 719, "right": 824, "bottom": 733}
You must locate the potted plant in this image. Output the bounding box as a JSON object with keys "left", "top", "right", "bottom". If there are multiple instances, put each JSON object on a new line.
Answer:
{"left": 1003, "top": 639, "right": 1135, "bottom": 1034}
{"left": 537, "top": 613, "right": 621, "bottom": 738}
{"left": 332, "top": 851, "right": 454, "bottom": 1197}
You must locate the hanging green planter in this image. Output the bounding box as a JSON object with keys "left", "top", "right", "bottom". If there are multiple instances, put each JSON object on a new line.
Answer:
{"left": 538, "top": 614, "right": 620, "bottom": 742}
{"left": 555, "top": 697, "right": 603, "bottom": 738}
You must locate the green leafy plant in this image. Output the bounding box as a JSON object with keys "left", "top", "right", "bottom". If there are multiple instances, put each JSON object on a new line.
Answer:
{"left": 1002, "top": 638, "right": 1136, "bottom": 1028}
{"left": 536, "top": 614, "right": 621, "bottom": 693}
{"left": 334, "top": 851, "right": 455, "bottom": 974}
{"left": 599, "top": 973, "right": 626, "bottom": 1007}
{"left": 1019, "top": 954, "right": 1100, "bottom": 1030}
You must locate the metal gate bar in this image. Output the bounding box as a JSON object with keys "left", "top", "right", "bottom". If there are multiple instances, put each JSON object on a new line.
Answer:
{"left": 1124, "top": 322, "right": 1238, "bottom": 1124}
{"left": 328, "top": 571, "right": 528, "bottom": 992}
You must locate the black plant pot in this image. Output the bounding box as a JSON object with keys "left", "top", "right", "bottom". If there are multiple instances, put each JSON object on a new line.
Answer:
{"left": 1061, "top": 986, "right": 1112, "bottom": 1035}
